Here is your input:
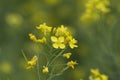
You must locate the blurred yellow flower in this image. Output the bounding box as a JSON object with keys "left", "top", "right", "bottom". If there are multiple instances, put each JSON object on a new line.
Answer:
{"left": 91, "top": 69, "right": 100, "bottom": 76}
{"left": 89, "top": 69, "right": 108, "bottom": 80}
{"left": 42, "top": 66, "right": 49, "bottom": 73}
{"left": 101, "top": 74, "right": 108, "bottom": 80}
{"left": 26, "top": 56, "right": 38, "bottom": 69}
{"left": 63, "top": 53, "right": 72, "bottom": 59}
{"left": 29, "top": 33, "right": 37, "bottom": 41}
{"left": 5, "top": 13, "right": 23, "bottom": 27}
{"left": 29, "top": 33, "right": 46, "bottom": 43}
{"left": 0, "top": 62, "right": 12, "bottom": 74}
{"left": 96, "top": 2, "right": 110, "bottom": 13}
{"left": 51, "top": 36, "right": 65, "bottom": 49}
{"left": 81, "top": 0, "right": 110, "bottom": 22}
{"left": 80, "top": 12, "right": 100, "bottom": 23}
{"left": 67, "top": 60, "right": 77, "bottom": 69}
{"left": 36, "top": 23, "right": 52, "bottom": 35}
{"left": 39, "top": 37, "right": 46, "bottom": 43}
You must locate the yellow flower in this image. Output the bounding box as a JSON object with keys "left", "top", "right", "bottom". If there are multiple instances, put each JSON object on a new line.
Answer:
{"left": 69, "top": 38, "right": 78, "bottom": 49}
{"left": 36, "top": 23, "right": 52, "bottom": 35}
{"left": 5, "top": 13, "right": 23, "bottom": 27}
{"left": 63, "top": 53, "right": 72, "bottom": 59}
{"left": 26, "top": 56, "right": 38, "bottom": 69}
{"left": 81, "top": 0, "right": 110, "bottom": 22}
{"left": 67, "top": 60, "right": 77, "bottom": 69}
{"left": 65, "top": 35, "right": 72, "bottom": 42}
{"left": 42, "top": 66, "right": 49, "bottom": 73}
{"left": 55, "top": 25, "right": 69, "bottom": 36}
{"left": 29, "top": 33, "right": 37, "bottom": 41}
{"left": 80, "top": 12, "right": 100, "bottom": 22}
{"left": 36, "top": 37, "right": 46, "bottom": 43}
{"left": 91, "top": 69, "right": 100, "bottom": 76}
{"left": 51, "top": 36, "right": 65, "bottom": 49}
{"left": 65, "top": 35, "right": 78, "bottom": 49}
{"left": 29, "top": 33, "right": 46, "bottom": 43}
{"left": 95, "top": 77, "right": 101, "bottom": 80}
{"left": 101, "top": 74, "right": 108, "bottom": 80}
{"left": 96, "top": 2, "right": 110, "bottom": 13}
{"left": 89, "top": 69, "right": 108, "bottom": 80}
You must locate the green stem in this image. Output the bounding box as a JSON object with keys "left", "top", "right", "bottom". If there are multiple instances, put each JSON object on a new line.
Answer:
{"left": 46, "top": 49, "right": 66, "bottom": 80}
{"left": 37, "top": 54, "right": 41, "bottom": 80}
{"left": 21, "top": 49, "right": 28, "bottom": 62}
{"left": 47, "top": 49, "right": 65, "bottom": 66}
{"left": 47, "top": 66, "right": 55, "bottom": 80}
{"left": 53, "top": 66, "right": 69, "bottom": 77}
{"left": 48, "top": 66, "right": 69, "bottom": 80}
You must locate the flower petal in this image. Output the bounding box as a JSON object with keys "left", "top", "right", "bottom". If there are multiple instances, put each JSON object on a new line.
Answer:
{"left": 58, "top": 36, "right": 64, "bottom": 42}
{"left": 53, "top": 43, "right": 59, "bottom": 48}
{"left": 51, "top": 36, "right": 57, "bottom": 42}
{"left": 59, "top": 44, "right": 65, "bottom": 49}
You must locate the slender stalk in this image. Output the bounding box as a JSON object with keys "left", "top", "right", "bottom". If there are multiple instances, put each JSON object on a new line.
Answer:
{"left": 47, "top": 66, "right": 55, "bottom": 80}
{"left": 48, "top": 66, "right": 69, "bottom": 80}
{"left": 47, "top": 49, "right": 65, "bottom": 66}
{"left": 21, "top": 49, "right": 28, "bottom": 62}
{"left": 46, "top": 49, "right": 59, "bottom": 66}
{"left": 37, "top": 54, "right": 41, "bottom": 80}
{"left": 53, "top": 66, "right": 69, "bottom": 77}
{"left": 46, "top": 49, "right": 66, "bottom": 80}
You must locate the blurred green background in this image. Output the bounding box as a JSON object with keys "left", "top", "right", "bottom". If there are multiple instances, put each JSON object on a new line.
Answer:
{"left": 0, "top": 0, "right": 120, "bottom": 80}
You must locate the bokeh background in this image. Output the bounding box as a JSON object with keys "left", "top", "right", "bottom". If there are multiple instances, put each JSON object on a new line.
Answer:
{"left": 0, "top": 0, "right": 120, "bottom": 80}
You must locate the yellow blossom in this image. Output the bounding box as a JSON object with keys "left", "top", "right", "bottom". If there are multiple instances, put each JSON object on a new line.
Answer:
{"left": 36, "top": 37, "right": 46, "bottom": 43}
{"left": 29, "top": 33, "right": 37, "bottom": 41}
{"left": 89, "top": 69, "right": 108, "bottom": 80}
{"left": 63, "top": 53, "right": 72, "bottom": 59}
{"left": 5, "top": 13, "right": 23, "bottom": 27}
{"left": 69, "top": 38, "right": 78, "bottom": 49}
{"left": 36, "top": 23, "right": 52, "bottom": 35}
{"left": 29, "top": 33, "right": 46, "bottom": 43}
{"left": 96, "top": 2, "right": 110, "bottom": 13}
{"left": 26, "top": 56, "right": 38, "bottom": 69}
{"left": 81, "top": 0, "right": 110, "bottom": 22}
{"left": 67, "top": 60, "right": 77, "bottom": 69}
{"left": 42, "top": 66, "right": 49, "bottom": 73}
{"left": 51, "top": 36, "right": 65, "bottom": 49}
{"left": 65, "top": 35, "right": 72, "bottom": 42}
{"left": 80, "top": 12, "right": 100, "bottom": 22}
{"left": 55, "top": 25, "right": 70, "bottom": 36}
{"left": 65, "top": 35, "right": 78, "bottom": 49}
{"left": 101, "top": 74, "right": 108, "bottom": 80}
{"left": 91, "top": 69, "right": 100, "bottom": 76}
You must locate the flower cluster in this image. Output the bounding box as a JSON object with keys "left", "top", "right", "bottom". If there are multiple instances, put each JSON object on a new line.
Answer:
{"left": 26, "top": 23, "right": 78, "bottom": 80}
{"left": 51, "top": 25, "right": 78, "bottom": 49}
{"left": 81, "top": 0, "right": 110, "bottom": 22}
{"left": 89, "top": 69, "right": 108, "bottom": 80}
{"left": 29, "top": 23, "right": 78, "bottom": 49}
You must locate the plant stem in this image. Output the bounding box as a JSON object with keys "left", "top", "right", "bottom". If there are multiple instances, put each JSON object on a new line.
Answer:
{"left": 21, "top": 49, "right": 28, "bottom": 62}
{"left": 47, "top": 49, "right": 65, "bottom": 66}
{"left": 37, "top": 54, "right": 41, "bottom": 80}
